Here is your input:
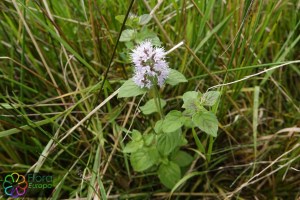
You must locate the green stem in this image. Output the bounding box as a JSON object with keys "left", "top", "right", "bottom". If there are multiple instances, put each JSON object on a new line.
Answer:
{"left": 153, "top": 84, "right": 164, "bottom": 119}
{"left": 207, "top": 135, "right": 214, "bottom": 163}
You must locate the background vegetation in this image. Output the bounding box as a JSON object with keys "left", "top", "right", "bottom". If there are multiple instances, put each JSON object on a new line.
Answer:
{"left": 0, "top": 0, "right": 299, "bottom": 199}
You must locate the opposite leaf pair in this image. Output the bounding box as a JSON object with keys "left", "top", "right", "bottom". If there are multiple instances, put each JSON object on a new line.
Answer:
{"left": 182, "top": 90, "right": 220, "bottom": 137}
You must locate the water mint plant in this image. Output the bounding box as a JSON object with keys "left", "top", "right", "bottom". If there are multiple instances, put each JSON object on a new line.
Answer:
{"left": 117, "top": 16, "right": 220, "bottom": 188}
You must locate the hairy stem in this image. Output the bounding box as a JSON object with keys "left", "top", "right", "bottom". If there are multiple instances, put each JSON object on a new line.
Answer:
{"left": 153, "top": 84, "right": 164, "bottom": 119}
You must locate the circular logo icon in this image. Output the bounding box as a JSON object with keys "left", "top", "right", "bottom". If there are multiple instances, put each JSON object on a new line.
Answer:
{"left": 3, "top": 172, "right": 28, "bottom": 198}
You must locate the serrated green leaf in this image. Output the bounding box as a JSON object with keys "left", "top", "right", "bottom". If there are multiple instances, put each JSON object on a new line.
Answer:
{"left": 166, "top": 69, "right": 187, "bottom": 86}
{"left": 201, "top": 91, "right": 220, "bottom": 106}
{"left": 118, "top": 79, "right": 147, "bottom": 98}
{"left": 115, "top": 15, "right": 125, "bottom": 24}
{"left": 154, "top": 119, "right": 163, "bottom": 134}
{"left": 192, "top": 111, "right": 218, "bottom": 137}
{"left": 143, "top": 133, "right": 155, "bottom": 146}
{"left": 182, "top": 91, "right": 199, "bottom": 104}
{"left": 132, "top": 129, "right": 142, "bottom": 141}
{"left": 140, "top": 98, "right": 166, "bottom": 115}
{"left": 179, "top": 135, "right": 188, "bottom": 146}
{"left": 123, "top": 140, "right": 143, "bottom": 153}
{"left": 125, "top": 41, "right": 134, "bottom": 49}
{"left": 181, "top": 115, "right": 195, "bottom": 128}
{"left": 116, "top": 14, "right": 139, "bottom": 27}
{"left": 157, "top": 129, "right": 181, "bottom": 156}
{"left": 135, "top": 28, "right": 159, "bottom": 44}
{"left": 139, "top": 14, "right": 152, "bottom": 25}
{"left": 131, "top": 17, "right": 139, "bottom": 25}
{"left": 182, "top": 91, "right": 199, "bottom": 110}
{"left": 148, "top": 147, "right": 160, "bottom": 164}
{"left": 171, "top": 151, "right": 193, "bottom": 167}
{"left": 130, "top": 147, "right": 159, "bottom": 172}
{"left": 149, "top": 36, "right": 162, "bottom": 46}
{"left": 162, "top": 110, "right": 183, "bottom": 133}
{"left": 120, "top": 29, "right": 135, "bottom": 42}
{"left": 158, "top": 161, "right": 181, "bottom": 189}
{"left": 138, "top": 28, "right": 157, "bottom": 37}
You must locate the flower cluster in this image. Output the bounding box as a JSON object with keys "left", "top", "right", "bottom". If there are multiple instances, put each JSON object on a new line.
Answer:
{"left": 131, "top": 40, "right": 169, "bottom": 89}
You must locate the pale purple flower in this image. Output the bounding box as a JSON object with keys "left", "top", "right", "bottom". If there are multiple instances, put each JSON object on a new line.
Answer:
{"left": 131, "top": 40, "right": 169, "bottom": 89}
